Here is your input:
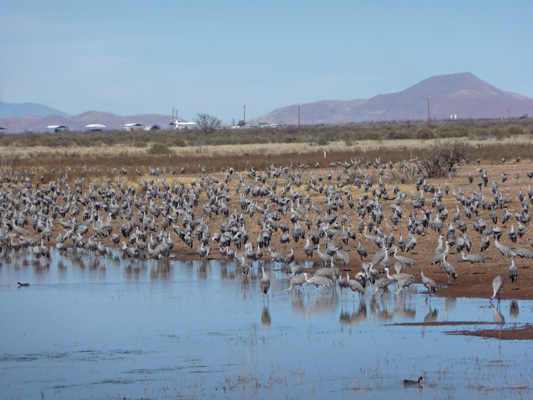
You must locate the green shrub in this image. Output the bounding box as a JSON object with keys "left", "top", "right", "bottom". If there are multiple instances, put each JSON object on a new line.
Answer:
{"left": 415, "top": 126, "right": 436, "bottom": 140}
{"left": 147, "top": 143, "right": 172, "bottom": 155}
{"left": 507, "top": 124, "right": 524, "bottom": 136}
{"left": 317, "top": 136, "right": 329, "bottom": 145}
{"left": 387, "top": 130, "right": 413, "bottom": 140}
{"left": 362, "top": 131, "right": 381, "bottom": 141}
{"left": 283, "top": 135, "right": 299, "bottom": 143}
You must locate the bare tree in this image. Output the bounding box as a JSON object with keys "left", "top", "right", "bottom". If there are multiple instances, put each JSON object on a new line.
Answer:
{"left": 418, "top": 139, "right": 470, "bottom": 178}
{"left": 194, "top": 113, "right": 221, "bottom": 134}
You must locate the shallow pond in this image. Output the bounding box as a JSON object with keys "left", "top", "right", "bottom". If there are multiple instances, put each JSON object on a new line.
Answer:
{"left": 1, "top": 250, "right": 532, "bottom": 399}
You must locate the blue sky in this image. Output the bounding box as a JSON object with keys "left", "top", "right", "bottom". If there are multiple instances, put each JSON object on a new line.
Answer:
{"left": 1, "top": 0, "right": 532, "bottom": 123}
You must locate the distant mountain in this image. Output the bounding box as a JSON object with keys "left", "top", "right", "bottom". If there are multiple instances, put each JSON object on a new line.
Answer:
{"left": 3, "top": 73, "right": 532, "bottom": 132}
{"left": 0, "top": 101, "right": 71, "bottom": 119}
{"left": 0, "top": 109, "right": 181, "bottom": 133}
{"left": 256, "top": 73, "right": 533, "bottom": 124}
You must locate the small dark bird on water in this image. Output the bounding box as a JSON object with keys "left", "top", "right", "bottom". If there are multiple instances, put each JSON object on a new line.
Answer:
{"left": 403, "top": 376, "right": 424, "bottom": 386}
{"left": 17, "top": 282, "right": 30, "bottom": 287}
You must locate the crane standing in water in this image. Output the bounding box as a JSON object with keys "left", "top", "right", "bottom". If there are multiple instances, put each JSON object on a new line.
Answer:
{"left": 490, "top": 274, "right": 504, "bottom": 303}
{"left": 261, "top": 263, "right": 271, "bottom": 301}
{"left": 419, "top": 268, "right": 437, "bottom": 302}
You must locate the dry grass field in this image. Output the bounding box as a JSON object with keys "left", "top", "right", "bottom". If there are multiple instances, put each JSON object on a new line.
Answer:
{"left": 2, "top": 136, "right": 533, "bottom": 304}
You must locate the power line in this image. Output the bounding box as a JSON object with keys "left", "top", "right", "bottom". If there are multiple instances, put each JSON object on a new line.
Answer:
{"left": 425, "top": 98, "right": 431, "bottom": 126}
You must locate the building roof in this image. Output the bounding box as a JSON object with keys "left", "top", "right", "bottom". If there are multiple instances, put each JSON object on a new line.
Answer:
{"left": 170, "top": 119, "right": 197, "bottom": 126}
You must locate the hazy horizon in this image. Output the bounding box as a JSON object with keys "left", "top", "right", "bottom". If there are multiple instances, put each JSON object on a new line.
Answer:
{"left": 1, "top": 0, "right": 532, "bottom": 123}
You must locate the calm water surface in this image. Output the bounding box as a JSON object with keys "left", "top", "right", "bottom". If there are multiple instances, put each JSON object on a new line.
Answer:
{"left": 1, "top": 250, "right": 532, "bottom": 399}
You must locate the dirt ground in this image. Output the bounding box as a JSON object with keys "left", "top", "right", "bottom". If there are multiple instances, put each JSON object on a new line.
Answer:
{"left": 167, "top": 162, "right": 533, "bottom": 302}
{"left": 3, "top": 143, "right": 533, "bottom": 301}
{"left": 450, "top": 325, "right": 533, "bottom": 340}
{"left": 391, "top": 321, "right": 533, "bottom": 340}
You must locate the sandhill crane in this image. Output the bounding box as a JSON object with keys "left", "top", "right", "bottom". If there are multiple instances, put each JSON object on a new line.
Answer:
{"left": 517, "top": 222, "right": 526, "bottom": 238}
{"left": 432, "top": 239, "right": 450, "bottom": 264}
{"left": 515, "top": 247, "right": 533, "bottom": 260}
{"left": 442, "top": 255, "right": 457, "bottom": 283}
{"left": 285, "top": 248, "right": 295, "bottom": 265}
{"left": 238, "top": 254, "right": 251, "bottom": 276}
{"left": 303, "top": 272, "right": 334, "bottom": 292}
{"left": 495, "top": 237, "right": 516, "bottom": 260}
{"left": 393, "top": 248, "right": 417, "bottom": 268}
{"left": 372, "top": 277, "right": 393, "bottom": 298}
{"left": 405, "top": 233, "right": 418, "bottom": 252}
{"left": 196, "top": 242, "right": 211, "bottom": 259}
{"left": 490, "top": 274, "right": 504, "bottom": 302}
{"left": 359, "top": 261, "right": 370, "bottom": 278}
{"left": 379, "top": 246, "right": 391, "bottom": 271}
{"left": 315, "top": 265, "right": 339, "bottom": 281}
{"left": 347, "top": 273, "right": 365, "bottom": 298}
{"left": 254, "top": 243, "right": 263, "bottom": 260}
{"left": 367, "top": 263, "right": 379, "bottom": 284}
{"left": 393, "top": 261, "right": 403, "bottom": 274}
{"left": 289, "top": 261, "right": 304, "bottom": 277}
{"left": 384, "top": 267, "right": 413, "bottom": 284}
{"left": 434, "top": 235, "right": 444, "bottom": 256}
{"left": 364, "top": 228, "right": 383, "bottom": 248}
{"left": 56, "top": 240, "right": 68, "bottom": 255}
{"left": 480, "top": 235, "right": 490, "bottom": 252}
{"left": 420, "top": 268, "right": 437, "bottom": 300}
{"left": 356, "top": 239, "right": 368, "bottom": 259}
{"left": 13, "top": 221, "right": 31, "bottom": 237}
{"left": 395, "top": 232, "right": 405, "bottom": 251}
{"left": 316, "top": 244, "right": 334, "bottom": 266}
{"left": 394, "top": 275, "right": 415, "bottom": 296}
{"left": 460, "top": 251, "right": 485, "bottom": 266}
{"left": 338, "top": 272, "right": 349, "bottom": 295}
{"left": 269, "top": 247, "right": 288, "bottom": 264}
{"left": 508, "top": 224, "right": 517, "bottom": 243}
{"left": 508, "top": 256, "right": 518, "bottom": 283}
{"left": 384, "top": 267, "right": 414, "bottom": 294}
{"left": 372, "top": 245, "right": 386, "bottom": 266}
{"left": 261, "top": 264, "right": 271, "bottom": 300}
{"left": 304, "top": 237, "right": 314, "bottom": 258}
{"left": 282, "top": 274, "right": 306, "bottom": 292}
{"left": 336, "top": 249, "right": 350, "bottom": 266}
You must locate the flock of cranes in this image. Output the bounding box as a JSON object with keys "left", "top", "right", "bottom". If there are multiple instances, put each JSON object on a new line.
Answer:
{"left": 1, "top": 154, "right": 533, "bottom": 306}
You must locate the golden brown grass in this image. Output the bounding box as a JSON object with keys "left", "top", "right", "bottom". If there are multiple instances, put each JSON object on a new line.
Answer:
{"left": 1, "top": 136, "right": 533, "bottom": 183}
{"left": 1, "top": 135, "right": 532, "bottom": 160}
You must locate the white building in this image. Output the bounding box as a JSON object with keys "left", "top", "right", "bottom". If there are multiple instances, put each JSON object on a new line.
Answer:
{"left": 169, "top": 119, "right": 197, "bottom": 130}
{"left": 123, "top": 123, "right": 144, "bottom": 131}
{"left": 85, "top": 124, "right": 106, "bottom": 131}
{"left": 47, "top": 125, "right": 68, "bottom": 132}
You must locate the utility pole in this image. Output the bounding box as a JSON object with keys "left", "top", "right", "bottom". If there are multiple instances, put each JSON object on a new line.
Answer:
{"left": 426, "top": 98, "right": 431, "bottom": 126}
{"left": 298, "top": 104, "right": 301, "bottom": 129}
{"left": 243, "top": 105, "right": 246, "bottom": 127}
